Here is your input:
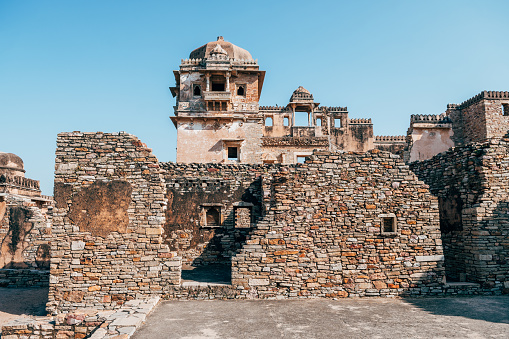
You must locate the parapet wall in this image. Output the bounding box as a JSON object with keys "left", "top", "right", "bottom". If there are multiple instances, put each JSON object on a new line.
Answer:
{"left": 48, "top": 132, "right": 181, "bottom": 314}
{"left": 410, "top": 137, "right": 509, "bottom": 291}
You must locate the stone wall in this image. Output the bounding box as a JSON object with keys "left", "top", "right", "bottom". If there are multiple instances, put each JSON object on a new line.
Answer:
{"left": 0, "top": 268, "right": 49, "bottom": 287}
{"left": 160, "top": 162, "right": 266, "bottom": 266}
{"left": 231, "top": 149, "right": 446, "bottom": 298}
{"left": 48, "top": 132, "right": 181, "bottom": 314}
{"left": 449, "top": 91, "right": 509, "bottom": 146}
{"left": 0, "top": 194, "right": 52, "bottom": 270}
{"left": 410, "top": 137, "right": 509, "bottom": 291}
{"left": 175, "top": 119, "right": 263, "bottom": 164}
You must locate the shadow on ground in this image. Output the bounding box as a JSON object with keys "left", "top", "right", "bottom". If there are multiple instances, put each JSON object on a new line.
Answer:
{"left": 0, "top": 287, "right": 48, "bottom": 318}
{"left": 181, "top": 264, "right": 231, "bottom": 284}
{"left": 404, "top": 296, "right": 509, "bottom": 324}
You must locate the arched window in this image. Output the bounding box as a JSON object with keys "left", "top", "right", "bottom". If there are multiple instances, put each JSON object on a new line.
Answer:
{"left": 265, "top": 117, "right": 273, "bottom": 126}
{"left": 237, "top": 85, "right": 245, "bottom": 96}
{"left": 193, "top": 84, "right": 201, "bottom": 96}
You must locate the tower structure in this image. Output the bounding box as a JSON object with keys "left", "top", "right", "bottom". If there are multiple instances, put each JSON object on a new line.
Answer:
{"left": 170, "top": 37, "right": 374, "bottom": 164}
{"left": 170, "top": 36, "right": 265, "bottom": 163}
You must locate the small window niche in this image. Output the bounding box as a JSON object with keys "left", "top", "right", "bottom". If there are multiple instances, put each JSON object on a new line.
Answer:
{"left": 265, "top": 117, "right": 273, "bottom": 126}
{"left": 234, "top": 202, "right": 254, "bottom": 228}
{"left": 334, "top": 118, "right": 342, "bottom": 128}
{"left": 502, "top": 103, "right": 509, "bottom": 116}
{"left": 237, "top": 85, "right": 246, "bottom": 96}
{"left": 380, "top": 213, "right": 397, "bottom": 235}
{"left": 200, "top": 204, "right": 223, "bottom": 228}
{"left": 284, "top": 117, "right": 289, "bottom": 126}
{"left": 297, "top": 156, "right": 307, "bottom": 164}
{"left": 316, "top": 117, "right": 322, "bottom": 126}
{"left": 228, "top": 147, "right": 239, "bottom": 161}
{"left": 193, "top": 84, "right": 202, "bottom": 97}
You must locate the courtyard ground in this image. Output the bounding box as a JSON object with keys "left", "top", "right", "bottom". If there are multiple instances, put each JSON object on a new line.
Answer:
{"left": 0, "top": 287, "right": 48, "bottom": 329}
{"left": 132, "top": 296, "right": 509, "bottom": 339}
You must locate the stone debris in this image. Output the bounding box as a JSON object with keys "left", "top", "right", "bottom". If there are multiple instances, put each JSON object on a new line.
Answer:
{"left": 1, "top": 297, "right": 159, "bottom": 339}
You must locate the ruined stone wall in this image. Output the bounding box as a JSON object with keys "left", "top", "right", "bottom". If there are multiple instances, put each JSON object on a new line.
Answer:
{"left": 484, "top": 99, "right": 509, "bottom": 139}
{"left": 160, "top": 162, "right": 266, "bottom": 266}
{"left": 374, "top": 136, "right": 406, "bottom": 157}
{"left": 455, "top": 100, "right": 488, "bottom": 145}
{"left": 330, "top": 120, "right": 373, "bottom": 152}
{"left": 449, "top": 92, "right": 509, "bottom": 146}
{"left": 231, "top": 149, "right": 445, "bottom": 298}
{"left": 410, "top": 137, "right": 509, "bottom": 291}
{"left": 48, "top": 132, "right": 181, "bottom": 314}
{"left": 0, "top": 194, "right": 51, "bottom": 270}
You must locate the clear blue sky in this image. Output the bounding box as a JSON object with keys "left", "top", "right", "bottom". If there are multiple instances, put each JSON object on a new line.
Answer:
{"left": 1, "top": 0, "right": 508, "bottom": 195}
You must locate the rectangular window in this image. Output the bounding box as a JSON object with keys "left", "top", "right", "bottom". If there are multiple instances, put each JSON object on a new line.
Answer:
{"left": 380, "top": 214, "right": 397, "bottom": 234}
{"left": 503, "top": 103, "right": 509, "bottom": 116}
{"left": 228, "top": 147, "right": 238, "bottom": 160}
{"left": 297, "top": 156, "right": 306, "bottom": 164}
{"left": 201, "top": 204, "right": 222, "bottom": 227}
{"left": 334, "top": 118, "right": 342, "bottom": 128}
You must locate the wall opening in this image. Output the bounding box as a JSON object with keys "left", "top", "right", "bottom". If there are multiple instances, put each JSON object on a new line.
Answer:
{"left": 297, "top": 156, "right": 307, "bottom": 164}
{"left": 503, "top": 103, "right": 509, "bottom": 116}
{"left": 316, "top": 118, "right": 322, "bottom": 126}
{"left": 265, "top": 117, "right": 273, "bottom": 126}
{"left": 294, "top": 112, "right": 309, "bottom": 126}
{"left": 237, "top": 85, "right": 245, "bottom": 96}
{"left": 212, "top": 82, "right": 225, "bottom": 91}
{"left": 380, "top": 214, "right": 397, "bottom": 234}
{"left": 284, "top": 117, "right": 289, "bottom": 126}
{"left": 228, "top": 147, "right": 239, "bottom": 161}
{"left": 206, "top": 207, "right": 220, "bottom": 227}
{"left": 193, "top": 84, "right": 201, "bottom": 96}
{"left": 334, "top": 118, "right": 342, "bottom": 128}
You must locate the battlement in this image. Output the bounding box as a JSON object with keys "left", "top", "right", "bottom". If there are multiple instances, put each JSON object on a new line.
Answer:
{"left": 259, "top": 106, "right": 291, "bottom": 112}
{"left": 349, "top": 118, "right": 371, "bottom": 124}
{"left": 455, "top": 91, "right": 509, "bottom": 110}
{"left": 0, "top": 174, "right": 40, "bottom": 191}
{"left": 180, "top": 58, "right": 258, "bottom": 66}
{"left": 410, "top": 114, "right": 452, "bottom": 124}
{"left": 325, "top": 106, "right": 348, "bottom": 112}
{"left": 375, "top": 135, "right": 406, "bottom": 142}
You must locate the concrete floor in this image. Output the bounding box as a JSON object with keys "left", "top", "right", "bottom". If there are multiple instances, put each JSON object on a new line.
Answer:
{"left": 132, "top": 296, "right": 509, "bottom": 339}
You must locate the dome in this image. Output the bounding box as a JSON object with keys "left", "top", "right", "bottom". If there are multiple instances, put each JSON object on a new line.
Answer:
{"left": 0, "top": 152, "right": 25, "bottom": 176}
{"left": 293, "top": 86, "right": 311, "bottom": 95}
{"left": 290, "top": 86, "right": 314, "bottom": 102}
{"left": 189, "top": 36, "right": 253, "bottom": 60}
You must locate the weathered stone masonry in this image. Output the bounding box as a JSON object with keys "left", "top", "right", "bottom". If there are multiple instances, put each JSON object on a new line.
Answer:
{"left": 48, "top": 132, "right": 180, "bottom": 314}
{"left": 231, "top": 150, "right": 446, "bottom": 298}
{"left": 410, "top": 136, "right": 509, "bottom": 291}
{"left": 48, "top": 131, "right": 449, "bottom": 312}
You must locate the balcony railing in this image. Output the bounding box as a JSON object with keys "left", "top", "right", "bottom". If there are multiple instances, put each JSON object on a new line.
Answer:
{"left": 203, "top": 91, "right": 231, "bottom": 101}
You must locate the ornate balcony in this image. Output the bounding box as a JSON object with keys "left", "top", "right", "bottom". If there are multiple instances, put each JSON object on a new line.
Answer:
{"left": 203, "top": 91, "right": 231, "bottom": 101}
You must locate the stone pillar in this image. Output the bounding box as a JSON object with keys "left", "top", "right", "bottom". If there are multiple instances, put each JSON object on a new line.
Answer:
{"left": 292, "top": 106, "right": 296, "bottom": 127}
{"left": 310, "top": 106, "right": 314, "bottom": 127}
{"left": 225, "top": 72, "right": 230, "bottom": 91}
{"left": 205, "top": 73, "right": 210, "bottom": 92}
